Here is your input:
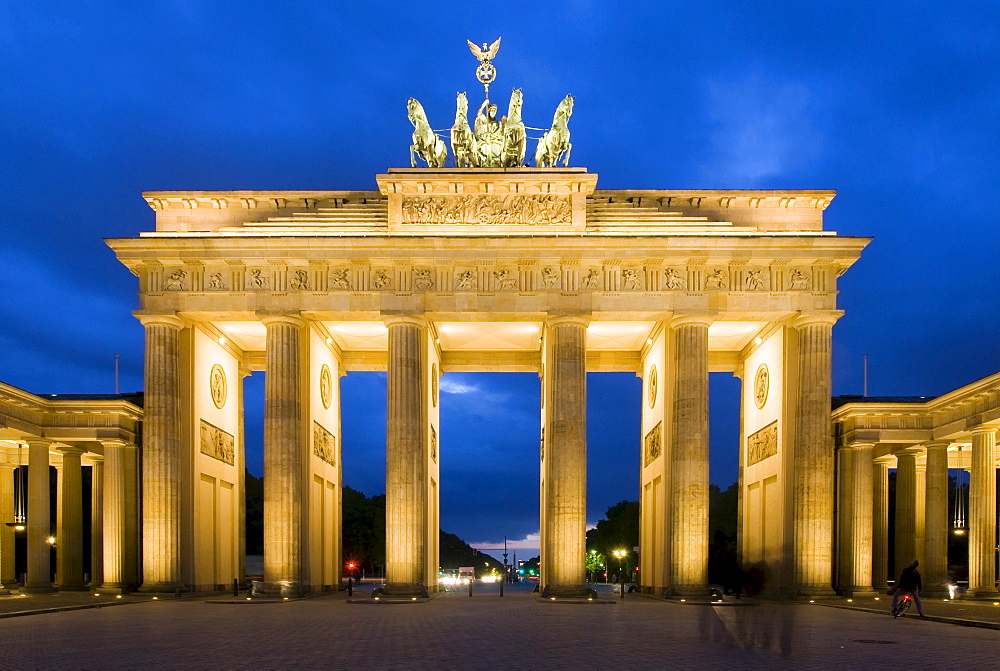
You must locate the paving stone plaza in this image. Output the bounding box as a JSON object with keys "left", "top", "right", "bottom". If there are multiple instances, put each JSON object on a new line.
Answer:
{"left": 2, "top": 584, "right": 1000, "bottom": 668}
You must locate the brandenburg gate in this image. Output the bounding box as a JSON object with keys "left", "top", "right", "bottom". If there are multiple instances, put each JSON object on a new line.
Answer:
{"left": 107, "top": 43, "right": 869, "bottom": 597}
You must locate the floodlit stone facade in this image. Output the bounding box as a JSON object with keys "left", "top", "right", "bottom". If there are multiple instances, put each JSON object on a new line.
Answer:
{"left": 108, "top": 167, "right": 869, "bottom": 596}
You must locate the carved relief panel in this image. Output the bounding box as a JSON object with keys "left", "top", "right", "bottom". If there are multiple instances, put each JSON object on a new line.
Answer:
{"left": 313, "top": 421, "right": 337, "bottom": 467}
{"left": 200, "top": 420, "right": 235, "bottom": 465}
{"left": 746, "top": 421, "right": 778, "bottom": 466}
{"left": 644, "top": 422, "right": 662, "bottom": 466}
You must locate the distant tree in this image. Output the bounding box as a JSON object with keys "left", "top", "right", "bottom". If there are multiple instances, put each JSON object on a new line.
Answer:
{"left": 708, "top": 482, "right": 738, "bottom": 589}
{"left": 342, "top": 486, "right": 385, "bottom": 574}
{"left": 521, "top": 555, "right": 540, "bottom": 578}
{"left": 245, "top": 470, "right": 263, "bottom": 555}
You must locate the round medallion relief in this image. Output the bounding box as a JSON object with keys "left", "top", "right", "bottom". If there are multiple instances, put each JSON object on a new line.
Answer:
{"left": 754, "top": 364, "right": 769, "bottom": 409}
{"left": 210, "top": 364, "right": 227, "bottom": 409}
{"left": 320, "top": 364, "right": 333, "bottom": 410}
{"left": 648, "top": 365, "right": 658, "bottom": 408}
{"left": 431, "top": 363, "right": 439, "bottom": 407}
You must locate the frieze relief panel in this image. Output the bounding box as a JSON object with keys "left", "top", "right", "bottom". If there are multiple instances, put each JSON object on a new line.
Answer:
{"left": 313, "top": 421, "right": 337, "bottom": 467}
{"left": 746, "top": 420, "right": 778, "bottom": 466}
{"left": 644, "top": 421, "right": 662, "bottom": 467}
{"left": 403, "top": 195, "right": 572, "bottom": 226}
{"left": 200, "top": 420, "right": 235, "bottom": 466}
{"left": 150, "top": 263, "right": 822, "bottom": 294}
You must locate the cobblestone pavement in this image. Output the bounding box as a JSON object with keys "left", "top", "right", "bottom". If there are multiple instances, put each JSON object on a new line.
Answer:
{"left": 1, "top": 583, "right": 999, "bottom": 669}
{"left": 0, "top": 591, "right": 153, "bottom": 617}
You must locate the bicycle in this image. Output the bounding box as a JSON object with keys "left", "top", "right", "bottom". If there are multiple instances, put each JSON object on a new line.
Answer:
{"left": 892, "top": 591, "right": 912, "bottom": 618}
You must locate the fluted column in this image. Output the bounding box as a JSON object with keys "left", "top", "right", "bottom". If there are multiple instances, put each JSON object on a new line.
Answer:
{"left": 923, "top": 441, "right": 950, "bottom": 596}
{"left": 23, "top": 439, "right": 53, "bottom": 593}
{"left": 101, "top": 442, "right": 126, "bottom": 589}
{"left": 56, "top": 447, "right": 86, "bottom": 590}
{"left": 262, "top": 314, "right": 306, "bottom": 594}
{"left": 122, "top": 443, "right": 139, "bottom": 587}
{"left": 894, "top": 449, "right": 919, "bottom": 578}
{"left": 846, "top": 442, "right": 876, "bottom": 596}
{"left": 791, "top": 314, "right": 838, "bottom": 596}
{"left": 89, "top": 457, "right": 104, "bottom": 589}
{"left": 669, "top": 315, "right": 711, "bottom": 595}
{"left": 872, "top": 459, "right": 890, "bottom": 591}
{"left": 967, "top": 427, "right": 999, "bottom": 598}
{"left": 384, "top": 316, "right": 428, "bottom": 595}
{"left": 541, "top": 316, "right": 589, "bottom": 597}
{"left": 139, "top": 315, "right": 184, "bottom": 591}
{"left": 0, "top": 463, "right": 15, "bottom": 590}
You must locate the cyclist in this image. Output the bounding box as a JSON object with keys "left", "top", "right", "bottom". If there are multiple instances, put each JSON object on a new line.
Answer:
{"left": 891, "top": 559, "right": 925, "bottom": 617}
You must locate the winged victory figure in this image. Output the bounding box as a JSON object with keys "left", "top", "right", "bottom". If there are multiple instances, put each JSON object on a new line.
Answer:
{"left": 467, "top": 37, "right": 501, "bottom": 63}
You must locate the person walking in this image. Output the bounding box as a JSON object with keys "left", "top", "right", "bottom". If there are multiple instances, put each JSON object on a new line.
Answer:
{"left": 892, "top": 560, "right": 925, "bottom": 617}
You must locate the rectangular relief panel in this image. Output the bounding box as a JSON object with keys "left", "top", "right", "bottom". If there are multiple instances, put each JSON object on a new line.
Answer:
{"left": 200, "top": 420, "right": 235, "bottom": 465}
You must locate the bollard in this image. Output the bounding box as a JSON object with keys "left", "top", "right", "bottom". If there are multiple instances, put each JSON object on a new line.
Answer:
{"left": 468, "top": 579, "right": 473, "bottom": 597}
{"left": 347, "top": 577, "right": 353, "bottom": 597}
{"left": 233, "top": 578, "right": 239, "bottom": 597}
{"left": 499, "top": 579, "right": 504, "bottom": 597}
{"left": 175, "top": 587, "right": 181, "bottom": 598}
{"left": 620, "top": 581, "right": 625, "bottom": 599}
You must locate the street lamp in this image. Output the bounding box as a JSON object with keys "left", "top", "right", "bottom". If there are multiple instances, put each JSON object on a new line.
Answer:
{"left": 613, "top": 549, "right": 627, "bottom": 583}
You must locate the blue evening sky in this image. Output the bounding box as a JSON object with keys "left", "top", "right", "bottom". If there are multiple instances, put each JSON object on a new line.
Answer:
{"left": 2, "top": 1, "right": 999, "bottom": 555}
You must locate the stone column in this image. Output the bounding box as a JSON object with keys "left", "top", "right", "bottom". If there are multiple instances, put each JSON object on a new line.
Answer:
{"left": 101, "top": 442, "right": 126, "bottom": 590}
{"left": 262, "top": 314, "right": 306, "bottom": 595}
{"left": 923, "top": 441, "right": 950, "bottom": 597}
{"left": 23, "top": 439, "right": 53, "bottom": 593}
{"left": 872, "top": 459, "right": 890, "bottom": 591}
{"left": 0, "top": 463, "right": 15, "bottom": 591}
{"left": 669, "top": 315, "right": 711, "bottom": 596}
{"left": 791, "top": 314, "right": 838, "bottom": 596}
{"left": 139, "top": 315, "right": 184, "bottom": 592}
{"left": 122, "top": 443, "right": 140, "bottom": 587}
{"left": 384, "top": 316, "right": 428, "bottom": 596}
{"left": 56, "top": 447, "right": 86, "bottom": 590}
{"left": 967, "top": 427, "right": 999, "bottom": 598}
{"left": 89, "top": 457, "right": 104, "bottom": 589}
{"left": 894, "top": 449, "right": 919, "bottom": 578}
{"left": 541, "top": 316, "right": 589, "bottom": 598}
{"left": 845, "top": 442, "right": 876, "bottom": 597}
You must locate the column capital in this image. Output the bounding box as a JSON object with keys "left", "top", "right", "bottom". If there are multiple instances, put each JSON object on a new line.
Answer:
{"left": 669, "top": 313, "right": 714, "bottom": 329}
{"left": 969, "top": 425, "right": 997, "bottom": 436}
{"left": 136, "top": 313, "right": 186, "bottom": 329}
{"left": 790, "top": 311, "right": 843, "bottom": 328}
{"left": 896, "top": 446, "right": 924, "bottom": 457}
{"left": 258, "top": 312, "right": 306, "bottom": 328}
{"left": 923, "top": 440, "right": 951, "bottom": 450}
{"left": 544, "top": 314, "right": 590, "bottom": 328}
{"left": 23, "top": 438, "right": 51, "bottom": 449}
{"left": 54, "top": 445, "right": 87, "bottom": 457}
{"left": 847, "top": 441, "right": 876, "bottom": 450}
{"left": 382, "top": 314, "right": 428, "bottom": 328}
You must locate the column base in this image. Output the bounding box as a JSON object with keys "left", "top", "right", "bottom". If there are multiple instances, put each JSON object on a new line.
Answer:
{"left": 842, "top": 588, "right": 879, "bottom": 598}
{"left": 253, "top": 581, "right": 307, "bottom": 598}
{"left": 962, "top": 588, "right": 1000, "bottom": 600}
{"left": 541, "top": 584, "right": 595, "bottom": 599}
{"left": 667, "top": 584, "right": 712, "bottom": 598}
{"left": 379, "top": 582, "right": 429, "bottom": 599}
{"left": 139, "top": 581, "right": 186, "bottom": 594}
{"left": 20, "top": 584, "right": 56, "bottom": 594}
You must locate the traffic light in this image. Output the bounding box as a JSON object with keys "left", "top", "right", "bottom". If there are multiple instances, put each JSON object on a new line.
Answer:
{"left": 346, "top": 561, "right": 356, "bottom": 570}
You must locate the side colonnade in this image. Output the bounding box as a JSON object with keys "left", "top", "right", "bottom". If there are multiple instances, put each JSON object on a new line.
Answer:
{"left": 834, "top": 380, "right": 1000, "bottom": 599}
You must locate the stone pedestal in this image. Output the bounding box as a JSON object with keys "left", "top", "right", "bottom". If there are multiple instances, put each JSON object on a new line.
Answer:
{"left": 139, "top": 316, "right": 184, "bottom": 592}
{"left": 791, "top": 315, "right": 837, "bottom": 596}
{"left": 966, "top": 427, "right": 999, "bottom": 599}
{"left": 56, "top": 448, "right": 86, "bottom": 590}
{"left": 669, "top": 316, "right": 711, "bottom": 596}
{"left": 23, "top": 439, "right": 54, "bottom": 593}
{"left": 923, "top": 442, "right": 950, "bottom": 597}
{"left": 383, "top": 316, "right": 428, "bottom": 597}
{"left": 262, "top": 314, "right": 306, "bottom": 596}
{"left": 540, "top": 316, "right": 589, "bottom": 598}
{"left": 89, "top": 458, "right": 104, "bottom": 589}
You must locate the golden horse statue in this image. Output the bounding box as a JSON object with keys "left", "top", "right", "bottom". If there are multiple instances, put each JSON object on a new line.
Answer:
{"left": 407, "top": 98, "right": 447, "bottom": 168}
{"left": 450, "top": 92, "right": 476, "bottom": 168}
{"left": 501, "top": 88, "right": 526, "bottom": 167}
{"left": 534, "top": 94, "right": 574, "bottom": 168}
